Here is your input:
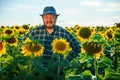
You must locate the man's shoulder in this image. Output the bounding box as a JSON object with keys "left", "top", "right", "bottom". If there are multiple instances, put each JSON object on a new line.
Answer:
{"left": 55, "top": 25, "right": 71, "bottom": 35}
{"left": 32, "top": 25, "right": 44, "bottom": 31}
{"left": 35, "top": 25, "right": 44, "bottom": 29}
{"left": 55, "top": 25, "right": 66, "bottom": 31}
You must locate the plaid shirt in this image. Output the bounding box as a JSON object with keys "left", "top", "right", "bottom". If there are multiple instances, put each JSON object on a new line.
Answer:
{"left": 22, "top": 25, "right": 81, "bottom": 61}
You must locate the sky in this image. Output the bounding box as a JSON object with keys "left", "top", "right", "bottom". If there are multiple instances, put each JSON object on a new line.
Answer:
{"left": 0, "top": 0, "right": 120, "bottom": 27}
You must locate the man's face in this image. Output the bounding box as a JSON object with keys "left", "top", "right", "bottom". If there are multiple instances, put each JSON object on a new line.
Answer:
{"left": 42, "top": 14, "right": 56, "bottom": 29}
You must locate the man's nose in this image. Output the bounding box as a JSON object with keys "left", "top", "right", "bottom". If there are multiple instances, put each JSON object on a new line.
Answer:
{"left": 47, "top": 18, "right": 52, "bottom": 21}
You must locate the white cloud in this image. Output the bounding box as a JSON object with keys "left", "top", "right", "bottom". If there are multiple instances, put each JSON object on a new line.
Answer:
{"left": 0, "top": 20, "right": 22, "bottom": 26}
{"left": 59, "top": 10, "right": 80, "bottom": 14}
{"left": 58, "top": 15, "right": 120, "bottom": 27}
{"left": 98, "top": 2, "right": 120, "bottom": 12}
{"left": 57, "top": 19, "right": 80, "bottom": 27}
{"left": 80, "top": 0, "right": 102, "bottom": 7}
{"left": 111, "top": 16, "right": 120, "bottom": 22}
{"left": 14, "top": 4, "right": 35, "bottom": 11}
{"left": 4, "top": 4, "right": 35, "bottom": 12}
{"left": 80, "top": 16, "right": 120, "bottom": 27}
{"left": 0, "top": 20, "right": 32, "bottom": 26}
{"left": 5, "top": 7, "right": 17, "bottom": 12}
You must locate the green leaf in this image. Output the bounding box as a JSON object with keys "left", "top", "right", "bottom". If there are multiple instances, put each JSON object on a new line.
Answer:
{"left": 92, "top": 34, "right": 102, "bottom": 40}
{"left": 69, "top": 74, "right": 82, "bottom": 80}
{"left": 97, "top": 74, "right": 104, "bottom": 80}
{"left": 82, "top": 70, "right": 92, "bottom": 76}
{"left": 104, "top": 71, "right": 120, "bottom": 80}
{"left": 87, "top": 63, "right": 92, "bottom": 68}
{"left": 18, "top": 63, "right": 28, "bottom": 70}
{"left": 104, "top": 68, "right": 113, "bottom": 76}
{"left": 4, "top": 55, "right": 14, "bottom": 63}
{"left": 102, "top": 57, "right": 112, "bottom": 68}
{"left": 80, "top": 53, "right": 87, "bottom": 63}
{"left": 59, "top": 60, "right": 70, "bottom": 68}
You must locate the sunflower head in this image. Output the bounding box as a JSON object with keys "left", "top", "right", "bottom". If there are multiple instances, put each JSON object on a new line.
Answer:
{"left": 3, "top": 28, "right": 14, "bottom": 36}
{"left": 82, "top": 41, "right": 104, "bottom": 59}
{"left": 65, "top": 27, "right": 74, "bottom": 34}
{"left": 23, "top": 38, "right": 32, "bottom": 44}
{"left": 104, "top": 28, "right": 114, "bottom": 40}
{"left": 0, "top": 26, "right": 5, "bottom": 29}
{"left": 21, "top": 38, "right": 44, "bottom": 57}
{"left": 82, "top": 42, "right": 104, "bottom": 59}
{"left": 14, "top": 25, "right": 19, "bottom": 29}
{"left": 115, "top": 23, "right": 120, "bottom": 28}
{"left": 5, "top": 37, "right": 18, "bottom": 46}
{"left": 74, "top": 25, "right": 80, "bottom": 29}
{"left": 14, "top": 25, "right": 20, "bottom": 32}
{"left": 21, "top": 24, "right": 30, "bottom": 31}
{"left": 95, "top": 26, "right": 105, "bottom": 32}
{"left": 77, "top": 27, "right": 94, "bottom": 42}
{"left": 0, "top": 41, "right": 6, "bottom": 57}
{"left": 52, "top": 38, "right": 72, "bottom": 55}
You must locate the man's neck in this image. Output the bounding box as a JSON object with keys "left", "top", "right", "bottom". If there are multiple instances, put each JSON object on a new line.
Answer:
{"left": 46, "top": 28, "right": 54, "bottom": 34}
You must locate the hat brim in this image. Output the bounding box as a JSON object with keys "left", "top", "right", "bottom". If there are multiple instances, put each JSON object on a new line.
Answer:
{"left": 39, "top": 13, "right": 60, "bottom": 16}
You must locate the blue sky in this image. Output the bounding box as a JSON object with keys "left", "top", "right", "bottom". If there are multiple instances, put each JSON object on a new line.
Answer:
{"left": 0, "top": 0, "right": 120, "bottom": 27}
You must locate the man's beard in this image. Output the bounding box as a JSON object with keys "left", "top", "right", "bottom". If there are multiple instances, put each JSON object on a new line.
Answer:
{"left": 44, "top": 21, "right": 55, "bottom": 29}
{"left": 45, "top": 25, "right": 54, "bottom": 29}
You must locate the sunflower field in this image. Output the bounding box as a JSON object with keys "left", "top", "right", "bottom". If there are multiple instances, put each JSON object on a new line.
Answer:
{"left": 0, "top": 23, "right": 120, "bottom": 80}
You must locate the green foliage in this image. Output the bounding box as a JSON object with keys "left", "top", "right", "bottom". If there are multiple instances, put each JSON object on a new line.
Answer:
{"left": 104, "top": 68, "right": 120, "bottom": 80}
{"left": 1, "top": 25, "right": 120, "bottom": 80}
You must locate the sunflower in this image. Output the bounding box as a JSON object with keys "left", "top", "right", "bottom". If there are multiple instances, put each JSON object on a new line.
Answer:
{"left": 52, "top": 38, "right": 72, "bottom": 55}
{"left": 5, "top": 37, "right": 18, "bottom": 46}
{"left": 82, "top": 41, "right": 104, "bottom": 59}
{"left": 65, "top": 27, "right": 74, "bottom": 34}
{"left": 115, "top": 23, "right": 120, "bottom": 28}
{"left": 72, "top": 25, "right": 80, "bottom": 35}
{"left": 3, "top": 27, "right": 14, "bottom": 36}
{"left": 22, "top": 37, "right": 32, "bottom": 43}
{"left": 0, "top": 41, "right": 6, "bottom": 57}
{"left": 20, "top": 24, "right": 30, "bottom": 32}
{"left": 76, "top": 27, "right": 95, "bottom": 42}
{"left": 104, "top": 28, "right": 114, "bottom": 40}
{"left": 95, "top": 26, "right": 105, "bottom": 33}
{"left": 13, "top": 25, "right": 20, "bottom": 32}
{"left": 74, "top": 25, "right": 80, "bottom": 30}
{"left": 21, "top": 38, "right": 44, "bottom": 57}
{"left": 0, "top": 26, "right": 5, "bottom": 29}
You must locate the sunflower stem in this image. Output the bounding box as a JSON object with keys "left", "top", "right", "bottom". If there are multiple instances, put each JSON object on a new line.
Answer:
{"left": 117, "top": 56, "right": 119, "bottom": 72}
{"left": 24, "top": 55, "right": 33, "bottom": 80}
{"left": 57, "top": 55, "right": 60, "bottom": 78}
{"left": 94, "top": 55, "right": 98, "bottom": 80}
{"left": 29, "top": 55, "right": 33, "bottom": 74}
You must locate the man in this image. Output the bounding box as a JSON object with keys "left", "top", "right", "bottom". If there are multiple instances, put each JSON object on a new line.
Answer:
{"left": 22, "top": 6, "right": 81, "bottom": 80}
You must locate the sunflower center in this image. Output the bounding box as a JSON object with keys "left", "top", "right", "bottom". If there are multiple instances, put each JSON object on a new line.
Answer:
{"left": 27, "top": 43, "right": 41, "bottom": 52}
{"left": 107, "top": 32, "right": 112, "bottom": 38}
{"left": 19, "top": 31, "right": 23, "bottom": 34}
{"left": 5, "top": 30, "right": 12, "bottom": 34}
{"left": 0, "top": 42, "right": 3, "bottom": 50}
{"left": 83, "top": 42, "right": 102, "bottom": 54}
{"left": 79, "top": 28, "right": 91, "bottom": 39}
{"left": 6, "top": 37, "right": 16, "bottom": 44}
{"left": 55, "top": 41, "right": 66, "bottom": 51}
{"left": 1, "top": 26, "right": 4, "bottom": 28}
{"left": 15, "top": 26, "right": 19, "bottom": 29}
{"left": 23, "top": 25, "right": 29, "bottom": 30}
{"left": 116, "top": 23, "right": 120, "bottom": 28}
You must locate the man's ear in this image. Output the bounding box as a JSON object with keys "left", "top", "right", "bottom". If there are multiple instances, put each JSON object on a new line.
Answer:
{"left": 54, "top": 16, "right": 58, "bottom": 24}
